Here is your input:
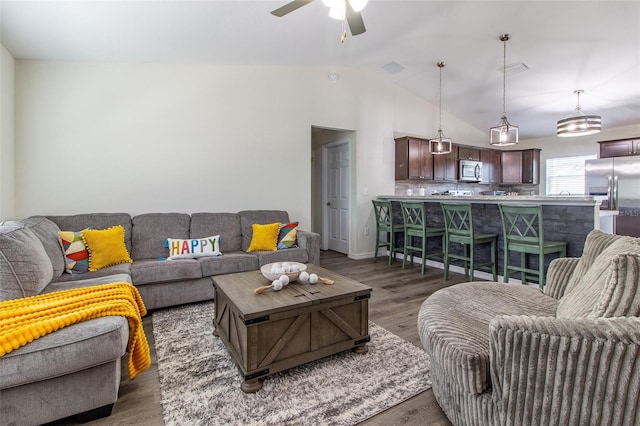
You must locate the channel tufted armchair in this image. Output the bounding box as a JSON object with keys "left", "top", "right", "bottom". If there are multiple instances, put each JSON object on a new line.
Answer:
{"left": 418, "top": 230, "right": 640, "bottom": 426}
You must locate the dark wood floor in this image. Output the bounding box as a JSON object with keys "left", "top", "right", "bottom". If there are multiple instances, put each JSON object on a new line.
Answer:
{"left": 54, "top": 251, "right": 471, "bottom": 426}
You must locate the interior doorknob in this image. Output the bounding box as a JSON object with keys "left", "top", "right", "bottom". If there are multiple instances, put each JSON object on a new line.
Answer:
{"left": 327, "top": 202, "right": 331, "bottom": 206}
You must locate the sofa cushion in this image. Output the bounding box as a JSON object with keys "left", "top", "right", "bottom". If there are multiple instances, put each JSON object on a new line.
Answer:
{"left": 239, "top": 210, "right": 290, "bottom": 251}
{"left": 47, "top": 213, "right": 133, "bottom": 253}
{"left": 199, "top": 251, "right": 259, "bottom": 276}
{"left": 20, "top": 216, "right": 66, "bottom": 280}
{"left": 131, "top": 259, "right": 203, "bottom": 285}
{"left": 256, "top": 247, "right": 309, "bottom": 266}
{"left": 51, "top": 263, "right": 132, "bottom": 283}
{"left": 82, "top": 226, "right": 133, "bottom": 271}
{"left": 0, "top": 316, "right": 128, "bottom": 389}
{"left": 58, "top": 229, "right": 90, "bottom": 275}
{"left": 563, "top": 230, "right": 623, "bottom": 295}
{"left": 556, "top": 236, "right": 640, "bottom": 318}
{"left": 0, "top": 224, "right": 54, "bottom": 301}
{"left": 247, "top": 222, "right": 280, "bottom": 252}
{"left": 418, "top": 282, "right": 558, "bottom": 395}
{"left": 44, "top": 273, "right": 133, "bottom": 293}
{"left": 191, "top": 213, "right": 242, "bottom": 253}
{"left": 131, "top": 213, "right": 191, "bottom": 260}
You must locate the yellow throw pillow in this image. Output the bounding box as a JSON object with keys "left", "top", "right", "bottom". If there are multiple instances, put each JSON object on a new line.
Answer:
{"left": 247, "top": 222, "right": 281, "bottom": 252}
{"left": 82, "top": 225, "right": 133, "bottom": 271}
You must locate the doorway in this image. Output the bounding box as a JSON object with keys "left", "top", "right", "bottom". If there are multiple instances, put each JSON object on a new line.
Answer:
{"left": 311, "top": 127, "right": 354, "bottom": 255}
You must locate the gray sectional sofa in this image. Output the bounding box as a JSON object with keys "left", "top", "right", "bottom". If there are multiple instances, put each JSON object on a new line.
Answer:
{"left": 0, "top": 210, "right": 320, "bottom": 425}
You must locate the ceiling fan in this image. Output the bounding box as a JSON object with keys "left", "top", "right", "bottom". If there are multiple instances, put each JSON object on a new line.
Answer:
{"left": 271, "top": 0, "right": 367, "bottom": 39}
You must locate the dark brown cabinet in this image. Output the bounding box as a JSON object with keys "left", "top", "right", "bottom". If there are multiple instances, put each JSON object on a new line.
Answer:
{"left": 480, "top": 149, "right": 501, "bottom": 184}
{"left": 458, "top": 146, "right": 480, "bottom": 161}
{"left": 433, "top": 148, "right": 457, "bottom": 182}
{"left": 395, "top": 137, "right": 433, "bottom": 180}
{"left": 500, "top": 149, "right": 540, "bottom": 184}
{"left": 599, "top": 137, "right": 640, "bottom": 158}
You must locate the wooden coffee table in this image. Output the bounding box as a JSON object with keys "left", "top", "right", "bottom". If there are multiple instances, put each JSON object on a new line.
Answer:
{"left": 211, "top": 264, "right": 372, "bottom": 393}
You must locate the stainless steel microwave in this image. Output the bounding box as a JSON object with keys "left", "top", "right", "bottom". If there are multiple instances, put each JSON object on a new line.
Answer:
{"left": 459, "top": 160, "right": 482, "bottom": 182}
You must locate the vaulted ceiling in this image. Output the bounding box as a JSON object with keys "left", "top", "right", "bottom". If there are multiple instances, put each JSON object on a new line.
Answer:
{"left": 2, "top": 0, "right": 639, "bottom": 140}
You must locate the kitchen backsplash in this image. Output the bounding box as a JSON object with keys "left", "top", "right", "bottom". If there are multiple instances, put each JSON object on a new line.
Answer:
{"left": 394, "top": 182, "right": 539, "bottom": 196}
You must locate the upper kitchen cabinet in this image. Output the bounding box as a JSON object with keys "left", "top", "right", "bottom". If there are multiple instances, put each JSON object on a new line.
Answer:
{"left": 458, "top": 146, "right": 481, "bottom": 161}
{"left": 395, "top": 136, "right": 433, "bottom": 181}
{"left": 599, "top": 137, "right": 640, "bottom": 158}
{"left": 480, "top": 149, "right": 501, "bottom": 184}
{"left": 433, "top": 148, "right": 458, "bottom": 182}
{"left": 501, "top": 149, "right": 540, "bottom": 184}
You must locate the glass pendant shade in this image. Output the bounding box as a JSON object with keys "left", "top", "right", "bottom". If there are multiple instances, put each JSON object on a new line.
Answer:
{"left": 429, "top": 130, "right": 452, "bottom": 154}
{"left": 429, "top": 61, "right": 452, "bottom": 154}
{"left": 490, "top": 34, "right": 518, "bottom": 146}
{"left": 556, "top": 90, "right": 602, "bottom": 137}
{"left": 490, "top": 115, "right": 519, "bottom": 146}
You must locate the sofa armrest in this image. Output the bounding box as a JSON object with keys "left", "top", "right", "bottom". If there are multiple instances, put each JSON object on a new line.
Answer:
{"left": 543, "top": 257, "right": 580, "bottom": 299}
{"left": 296, "top": 230, "right": 321, "bottom": 265}
{"left": 489, "top": 315, "right": 640, "bottom": 426}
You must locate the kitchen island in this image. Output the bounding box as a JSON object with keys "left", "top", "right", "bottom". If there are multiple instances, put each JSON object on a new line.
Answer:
{"left": 377, "top": 194, "right": 600, "bottom": 282}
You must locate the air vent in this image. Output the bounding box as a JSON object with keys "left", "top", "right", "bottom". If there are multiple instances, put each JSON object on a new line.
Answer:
{"left": 382, "top": 61, "right": 405, "bottom": 74}
{"left": 505, "top": 61, "right": 530, "bottom": 75}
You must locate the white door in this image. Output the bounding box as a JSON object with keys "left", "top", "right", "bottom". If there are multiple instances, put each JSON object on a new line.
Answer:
{"left": 326, "top": 142, "right": 349, "bottom": 254}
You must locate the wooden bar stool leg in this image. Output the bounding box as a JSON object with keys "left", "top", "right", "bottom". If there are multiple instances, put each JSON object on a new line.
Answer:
{"left": 520, "top": 252, "right": 527, "bottom": 284}
{"left": 444, "top": 236, "right": 450, "bottom": 280}
{"left": 421, "top": 236, "right": 427, "bottom": 275}
{"left": 388, "top": 231, "right": 393, "bottom": 265}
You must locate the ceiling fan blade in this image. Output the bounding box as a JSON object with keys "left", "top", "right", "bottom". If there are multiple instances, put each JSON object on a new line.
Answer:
{"left": 271, "top": 0, "right": 314, "bottom": 17}
{"left": 345, "top": 1, "right": 366, "bottom": 36}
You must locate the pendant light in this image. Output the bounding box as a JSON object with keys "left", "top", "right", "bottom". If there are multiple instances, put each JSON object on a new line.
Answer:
{"left": 490, "top": 34, "right": 519, "bottom": 146}
{"left": 429, "top": 62, "right": 452, "bottom": 155}
{"left": 556, "top": 89, "right": 602, "bottom": 137}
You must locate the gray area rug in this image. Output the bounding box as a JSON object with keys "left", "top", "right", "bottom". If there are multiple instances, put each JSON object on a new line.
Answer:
{"left": 152, "top": 301, "right": 432, "bottom": 426}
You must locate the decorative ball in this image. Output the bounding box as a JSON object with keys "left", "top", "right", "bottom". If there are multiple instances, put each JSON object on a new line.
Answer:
{"left": 272, "top": 279, "right": 283, "bottom": 291}
{"left": 270, "top": 263, "right": 282, "bottom": 273}
{"left": 309, "top": 273, "right": 318, "bottom": 285}
{"left": 279, "top": 275, "right": 290, "bottom": 286}
{"left": 281, "top": 264, "right": 291, "bottom": 272}
{"left": 290, "top": 264, "right": 300, "bottom": 272}
{"left": 261, "top": 262, "right": 307, "bottom": 282}
{"left": 298, "top": 271, "right": 309, "bottom": 282}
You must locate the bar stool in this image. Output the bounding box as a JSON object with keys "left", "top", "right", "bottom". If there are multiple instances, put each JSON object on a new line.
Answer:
{"left": 498, "top": 204, "right": 567, "bottom": 289}
{"left": 372, "top": 200, "right": 404, "bottom": 264}
{"left": 400, "top": 201, "right": 445, "bottom": 274}
{"left": 441, "top": 202, "right": 498, "bottom": 281}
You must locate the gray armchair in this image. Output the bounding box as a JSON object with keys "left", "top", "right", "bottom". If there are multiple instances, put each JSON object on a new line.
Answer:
{"left": 418, "top": 230, "right": 640, "bottom": 426}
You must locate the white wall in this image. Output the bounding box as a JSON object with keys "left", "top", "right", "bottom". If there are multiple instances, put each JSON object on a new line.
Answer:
{"left": 0, "top": 43, "right": 15, "bottom": 220}
{"left": 14, "top": 60, "right": 487, "bottom": 257}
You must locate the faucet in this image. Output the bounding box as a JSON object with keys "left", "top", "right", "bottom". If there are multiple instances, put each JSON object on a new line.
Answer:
{"left": 559, "top": 190, "right": 571, "bottom": 195}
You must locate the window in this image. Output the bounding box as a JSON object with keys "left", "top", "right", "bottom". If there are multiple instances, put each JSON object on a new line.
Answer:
{"left": 546, "top": 155, "right": 596, "bottom": 196}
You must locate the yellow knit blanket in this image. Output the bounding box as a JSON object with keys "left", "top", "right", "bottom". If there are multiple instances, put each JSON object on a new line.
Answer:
{"left": 0, "top": 282, "right": 150, "bottom": 379}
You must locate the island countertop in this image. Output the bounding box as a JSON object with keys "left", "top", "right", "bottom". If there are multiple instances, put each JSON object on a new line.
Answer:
{"left": 377, "top": 194, "right": 598, "bottom": 206}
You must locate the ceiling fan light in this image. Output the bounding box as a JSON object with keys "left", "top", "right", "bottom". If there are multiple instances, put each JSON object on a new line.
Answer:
{"left": 349, "top": 0, "right": 368, "bottom": 12}
{"left": 328, "top": 3, "right": 346, "bottom": 20}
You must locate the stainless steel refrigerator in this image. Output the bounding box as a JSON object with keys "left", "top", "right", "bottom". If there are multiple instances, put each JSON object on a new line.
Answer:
{"left": 585, "top": 156, "right": 640, "bottom": 237}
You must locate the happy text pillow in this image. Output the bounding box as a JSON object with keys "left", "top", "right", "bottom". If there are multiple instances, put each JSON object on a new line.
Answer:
{"left": 166, "top": 235, "right": 221, "bottom": 260}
